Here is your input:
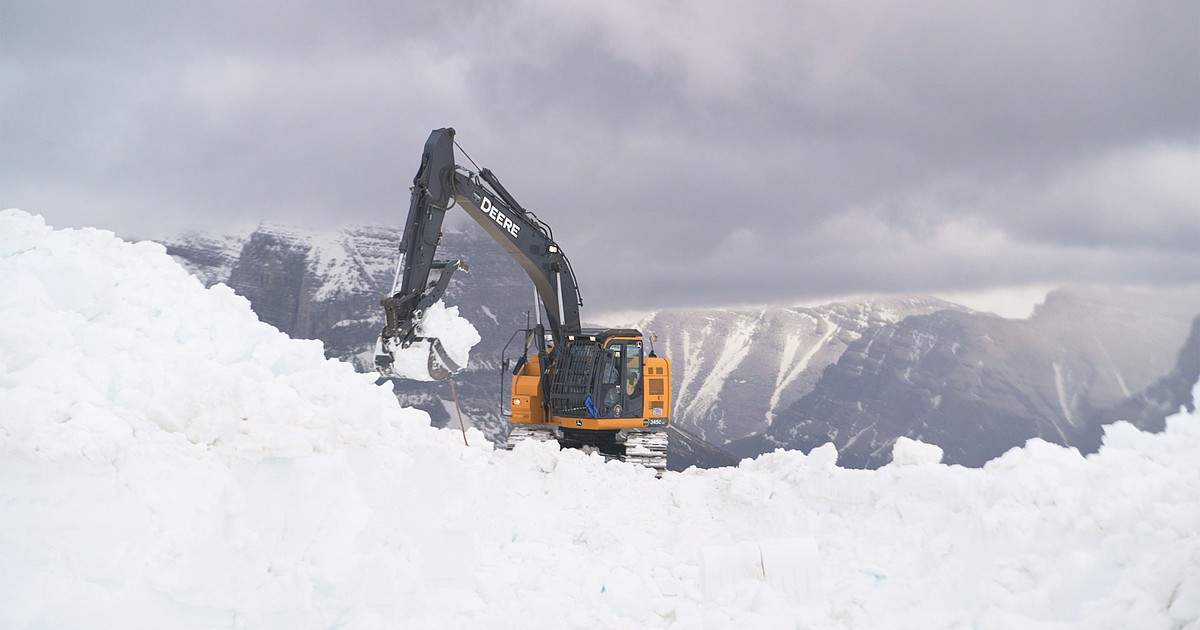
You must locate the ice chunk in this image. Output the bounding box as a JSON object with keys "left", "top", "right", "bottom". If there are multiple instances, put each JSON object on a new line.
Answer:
{"left": 891, "top": 436, "right": 944, "bottom": 466}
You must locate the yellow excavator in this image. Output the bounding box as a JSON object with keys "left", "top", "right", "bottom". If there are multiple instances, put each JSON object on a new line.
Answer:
{"left": 375, "top": 128, "right": 671, "bottom": 471}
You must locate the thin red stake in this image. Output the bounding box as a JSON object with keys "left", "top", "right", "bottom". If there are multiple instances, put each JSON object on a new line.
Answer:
{"left": 449, "top": 378, "right": 469, "bottom": 446}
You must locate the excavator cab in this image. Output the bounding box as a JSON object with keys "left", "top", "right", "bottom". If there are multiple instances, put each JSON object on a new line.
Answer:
{"left": 505, "top": 328, "right": 671, "bottom": 471}
{"left": 589, "top": 339, "right": 642, "bottom": 419}
{"left": 541, "top": 331, "right": 639, "bottom": 419}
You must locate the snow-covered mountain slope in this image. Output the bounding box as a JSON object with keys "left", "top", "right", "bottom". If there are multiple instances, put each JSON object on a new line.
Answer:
{"left": 733, "top": 291, "right": 1199, "bottom": 468}
{"left": 166, "top": 229, "right": 251, "bottom": 287}
{"left": 1091, "top": 316, "right": 1200, "bottom": 433}
{"left": 638, "top": 298, "right": 963, "bottom": 445}
{"left": 4, "top": 209, "right": 1199, "bottom": 628}
{"left": 168, "top": 224, "right": 402, "bottom": 364}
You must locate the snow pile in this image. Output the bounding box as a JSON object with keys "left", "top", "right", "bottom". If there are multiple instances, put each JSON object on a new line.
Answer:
{"left": 0, "top": 210, "right": 430, "bottom": 461}
{"left": 2, "top": 209, "right": 1198, "bottom": 629}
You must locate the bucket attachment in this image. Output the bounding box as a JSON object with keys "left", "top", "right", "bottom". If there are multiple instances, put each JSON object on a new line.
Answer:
{"left": 375, "top": 335, "right": 463, "bottom": 381}
{"left": 423, "top": 336, "right": 463, "bottom": 380}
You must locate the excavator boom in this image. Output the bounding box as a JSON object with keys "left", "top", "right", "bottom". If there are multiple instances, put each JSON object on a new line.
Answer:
{"left": 377, "top": 128, "right": 582, "bottom": 380}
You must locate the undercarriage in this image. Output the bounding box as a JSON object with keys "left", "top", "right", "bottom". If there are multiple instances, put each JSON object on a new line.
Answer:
{"left": 505, "top": 426, "right": 668, "bottom": 475}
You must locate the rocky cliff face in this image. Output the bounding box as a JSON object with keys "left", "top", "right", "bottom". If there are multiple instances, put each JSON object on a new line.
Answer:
{"left": 169, "top": 224, "right": 400, "bottom": 367}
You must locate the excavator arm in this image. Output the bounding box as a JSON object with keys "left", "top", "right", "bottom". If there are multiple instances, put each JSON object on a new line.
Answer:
{"left": 377, "top": 127, "right": 583, "bottom": 380}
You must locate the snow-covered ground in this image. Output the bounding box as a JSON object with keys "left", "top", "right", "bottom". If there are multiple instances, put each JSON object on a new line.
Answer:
{"left": 1, "top": 209, "right": 1197, "bottom": 629}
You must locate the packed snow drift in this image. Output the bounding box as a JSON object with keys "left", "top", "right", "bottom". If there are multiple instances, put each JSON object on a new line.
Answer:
{"left": 1, "top": 209, "right": 1198, "bottom": 629}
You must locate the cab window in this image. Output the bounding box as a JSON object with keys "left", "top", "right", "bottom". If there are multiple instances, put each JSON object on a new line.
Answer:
{"left": 623, "top": 341, "right": 642, "bottom": 394}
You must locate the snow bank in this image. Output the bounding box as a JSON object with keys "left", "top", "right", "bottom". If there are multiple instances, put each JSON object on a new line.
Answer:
{"left": 2, "top": 209, "right": 1198, "bottom": 629}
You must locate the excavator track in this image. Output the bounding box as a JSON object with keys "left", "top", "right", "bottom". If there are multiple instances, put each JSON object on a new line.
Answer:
{"left": 505, "top": 427, "right": 667, "bottom": 476}
{"left": 623, "top": 430, "right": 668, "bottom": 476}
{"left": 504, "top": 425, "right": 557, "bottom": 450}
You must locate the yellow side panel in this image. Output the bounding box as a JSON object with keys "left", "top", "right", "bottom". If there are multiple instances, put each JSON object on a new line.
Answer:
{"left": 644, "top": 356, "right": 672, "bottom": 423}
{"left": 510, "top": 355, "right": 545, "bottom": 425}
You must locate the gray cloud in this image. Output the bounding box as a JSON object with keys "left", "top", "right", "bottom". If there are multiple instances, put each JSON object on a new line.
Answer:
{"left": 3, "top": 1, "right": 1197, "bottom": 314}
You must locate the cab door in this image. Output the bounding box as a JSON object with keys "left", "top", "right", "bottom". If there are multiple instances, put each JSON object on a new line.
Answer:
{"left": 618, "top": 340, "right": 643, "bottom": 418}
{"left": 596, "top": 339, "right": 644, "bottom": 419}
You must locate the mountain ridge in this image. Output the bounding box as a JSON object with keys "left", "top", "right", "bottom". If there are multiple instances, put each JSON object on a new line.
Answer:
{"left": 164, "top": 223, "right": 1198, "bottom": 470}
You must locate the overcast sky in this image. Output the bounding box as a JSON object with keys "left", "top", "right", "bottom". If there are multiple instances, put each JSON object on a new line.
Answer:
{"left": 2, "top": 1, "right": 1197, "bottom": 316}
